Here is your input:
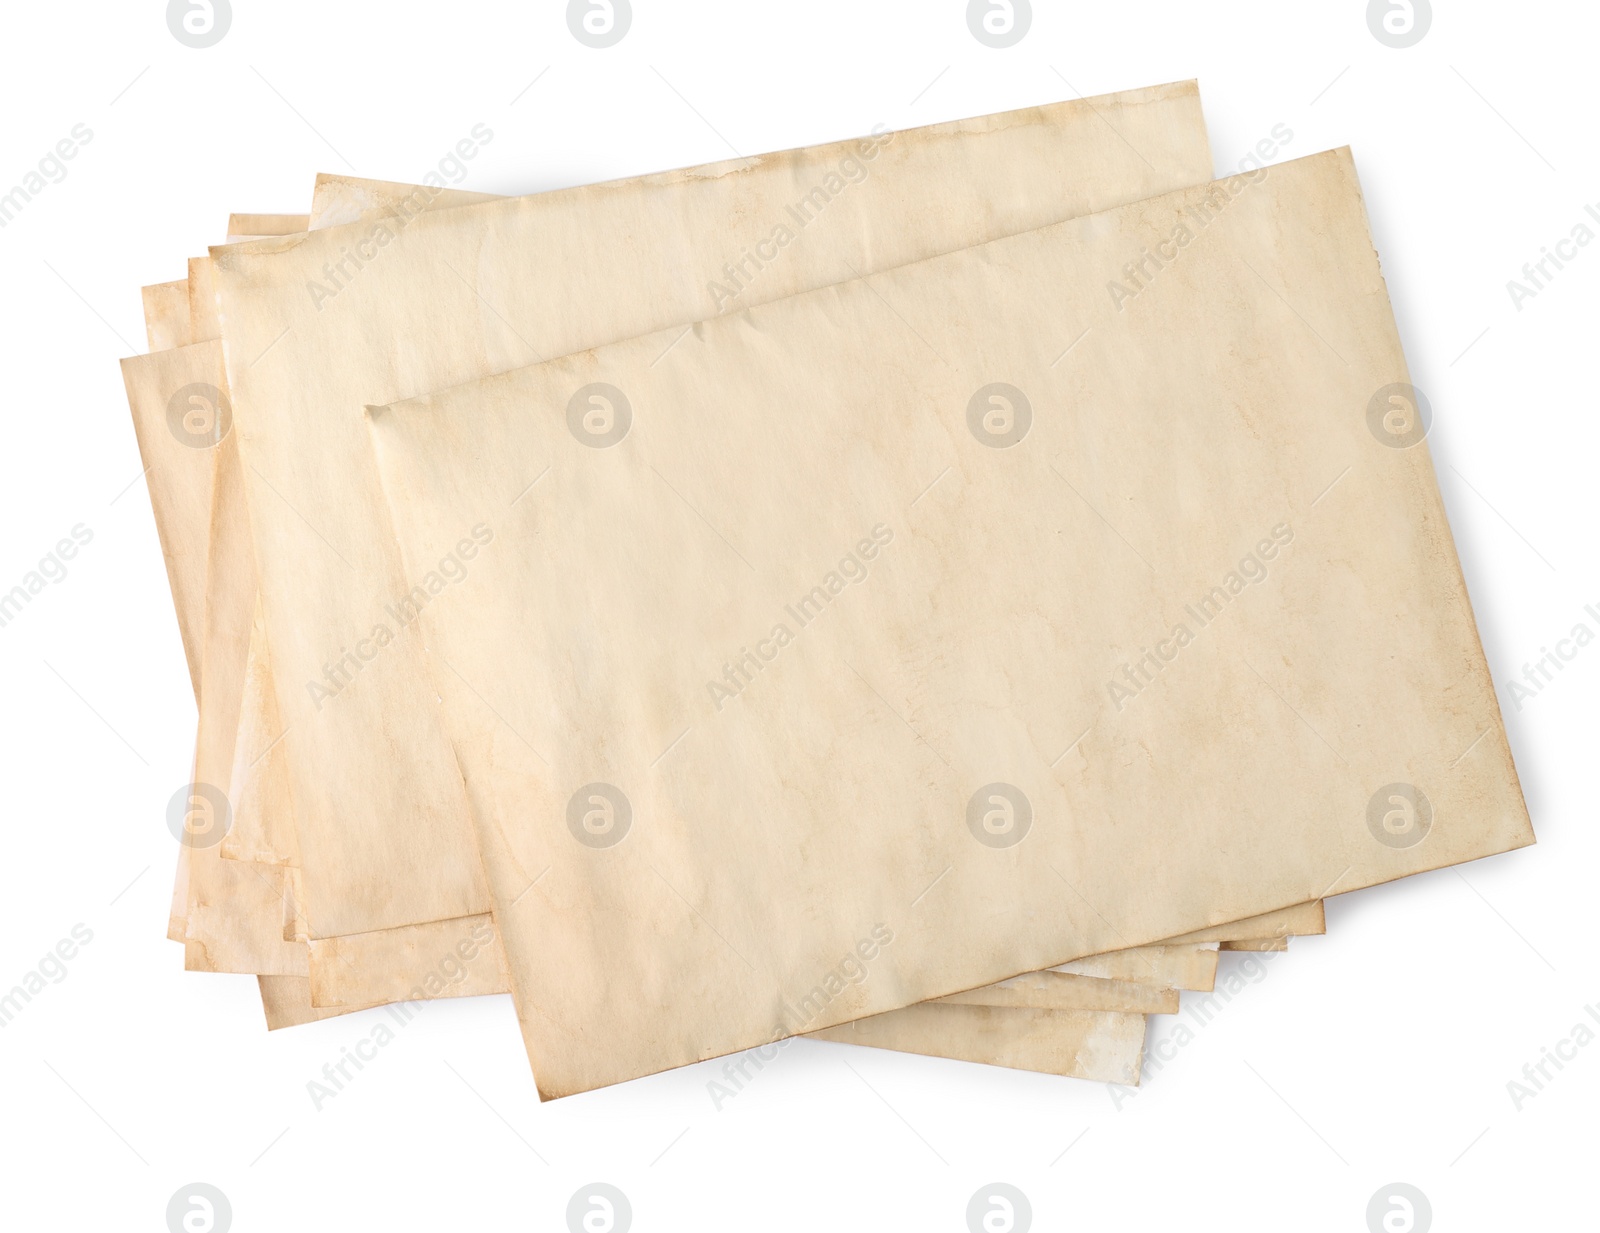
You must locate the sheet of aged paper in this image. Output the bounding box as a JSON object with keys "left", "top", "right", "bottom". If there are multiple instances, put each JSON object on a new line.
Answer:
{"left": 936, "top": 972, "right": 1178, "bottom": 1015}
{"left": 118, "top": 342, "right": 229, "bottom": 699}
{"left": 226, "top": 214, "right": 309, "bottom": 241}
{"left": 187, "top": 419, "right": 309, "bottom": 973}
{"left": 1058, "top": 945, "right": 1219, "bottom": 992}
{"left": 128, "top": 257, "right": 467, "bottom": 991}
{"left": 936, "top": 901, "right": 1321, "bottom": 1006}
{"left": 186, "top": 256, "right": 222, "bottom": 341}
{"left": 126, "top": 238, "right": 482, "bottom": 983}
{"left": 129, "top": 230, "right": 322, "bottom": 972}
{"left": 133, "top": 298, "right": 204, "bottom": 948}
{"left": 120, "top": 334, "right": 307, "bottom": 972}
{"left": 1165, "top": 900, "right": 1323, "bottom": 944}
{"left": 141, "top": 281, "right": 192, "bottom": 352}
{"left": 219, "top": 599, "right": 298, "bottom": 867}
{"left": 257, "top": 976, "right": 374, "bottom": 1030}
{"left": 216, "top": 181, "right": 507, "bottom": 875}
{"left": 809, "top": 1006, "right": 1146, "bottom": 1085}
{"left": 209, "top": 82, "right": 1216, "bottom": 943}
{"left": 366, "top": 148, "right": 1532, "bottom": 1097}
{"left": 308, "top": 176, "right": 501, "bottom": 228}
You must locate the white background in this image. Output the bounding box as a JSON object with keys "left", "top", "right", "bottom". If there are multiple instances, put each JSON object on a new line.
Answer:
{"left": 0, "top": 2, "right": 1593, "bottom": 1230}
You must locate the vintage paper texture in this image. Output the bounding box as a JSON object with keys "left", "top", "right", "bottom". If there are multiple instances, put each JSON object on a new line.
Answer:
{"left": 153, "top": 105, "right": 1316, "bottom": 1047}
{"left": 809, "top": 1005, "right": 1146, "bottom": 1086}
{"left": 135, "top": 114, "right": 1310, "bottom": 1015}
{"left": 309, "top": 176, "right": 501, "bottom": 229}
{"left": 306, "top": 915, "right": 510, "bottom": 1007}
{"left": 275, "top": 121, "right": 1324, "bottom": 1026}
{"left": 1164, "top": 899, "right": 1323, "bottom": 944}
{"left": 1058, "top": 945, "right": 1220, "bottom": 992}
{"left": 187, "top": 256, "right": 222, "bottom": 342}
{"left": 126, "top": 259, "right": 458, "bottom": 989}
{"left": 209, "top": 83, "right": 1216, "bottom": 942}
{"left": 366, "top": 148, "right": 1532, "bottom": 1096}
{"left": 128, "top": 237, "right": 317, "bottom": 972}
{"left": 210, "top": 99, "right": 1325, "bottom": 1029}
{"left": 227, "top": 214, "right": 310, "bottom": 242}
{"left": 124, "top": 257, "right": 314, "bottom": 972}
{"left": 125, "top": 242, "right": 478, "bottom": 983}
{"left": 218, "top": 181, "right": 515, "bottom": 878}
{"left": 141, "top": 280, "right": 192, "bottom": 351}
{"left": 118, "top": 342, "right": 228, "bottom": 699}
{"left": 142, "top": 178, "right": 1181, "bottom": 1040}
{"left": 930, "top": 901, "right": 1320, "bottom": 1006}
{"left": 936, "top": 971, "right": 1178, "bottom": 1015}
{"left": 187, "top": 415, "right": 309, "bottom": 974}
{"left": 140, "top": 175, "right": 1312, "bottom": 1081}
{"left": 257, "top": 975, "right": 375, "bottom": 1030}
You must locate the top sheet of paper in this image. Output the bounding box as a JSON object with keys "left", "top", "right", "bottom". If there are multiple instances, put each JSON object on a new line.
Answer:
{"left": 366, "top": 149, "right": 1531, "bottom": 1097}
{"left": 210, "top": 83, "right": 1214, "bottom": 939}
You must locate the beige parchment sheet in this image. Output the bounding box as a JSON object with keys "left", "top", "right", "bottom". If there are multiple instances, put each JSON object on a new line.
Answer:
{"left": 137, "top": 284, "right": 202, "bottom": 946}
{"left": 141, "top": 281, "right": 192, "bottom": 352}
{"left": 129, "top": 91, "right": 1242, "bottom": 1062}
{"left": 1058, "top": 945, "right": 1221, "bottom": 990}
{"left": 134, "top": 214, "right": 504, "bottom": 991}
{"left": 226, "top": 214, "right": 311, "bottom": 241}
{"left": 138, "top": 223, "right": 352, "bottom": 974}
{"left": 809, "top": 1005, "right": 1148, "bottom": 1087}
{"left": 119, "top": 343, "right": 223, "bottom": 697}
{"left": 133, "top": 222, "right": 393, "bottom": 977}
{"left": 118, "top": 319, "right": 309, "bottom": 975}
{"left": 209, "top": 82, "right": 1220, "bottom": 945}
{"left": 366, "top": 148, "right": 1532, "bottom": 1097}
{"left": 120, "top": 335, "right": 306, "bottom": 973}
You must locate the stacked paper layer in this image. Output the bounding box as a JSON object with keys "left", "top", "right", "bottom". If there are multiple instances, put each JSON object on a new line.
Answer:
{"left": 123, "top": 80, "right": 1530, "bottom": 1099}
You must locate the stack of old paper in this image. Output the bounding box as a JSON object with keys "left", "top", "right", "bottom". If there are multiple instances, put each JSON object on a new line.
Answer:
{"left": 124, "top": 80, "right": 1530, "bottom": 1098}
